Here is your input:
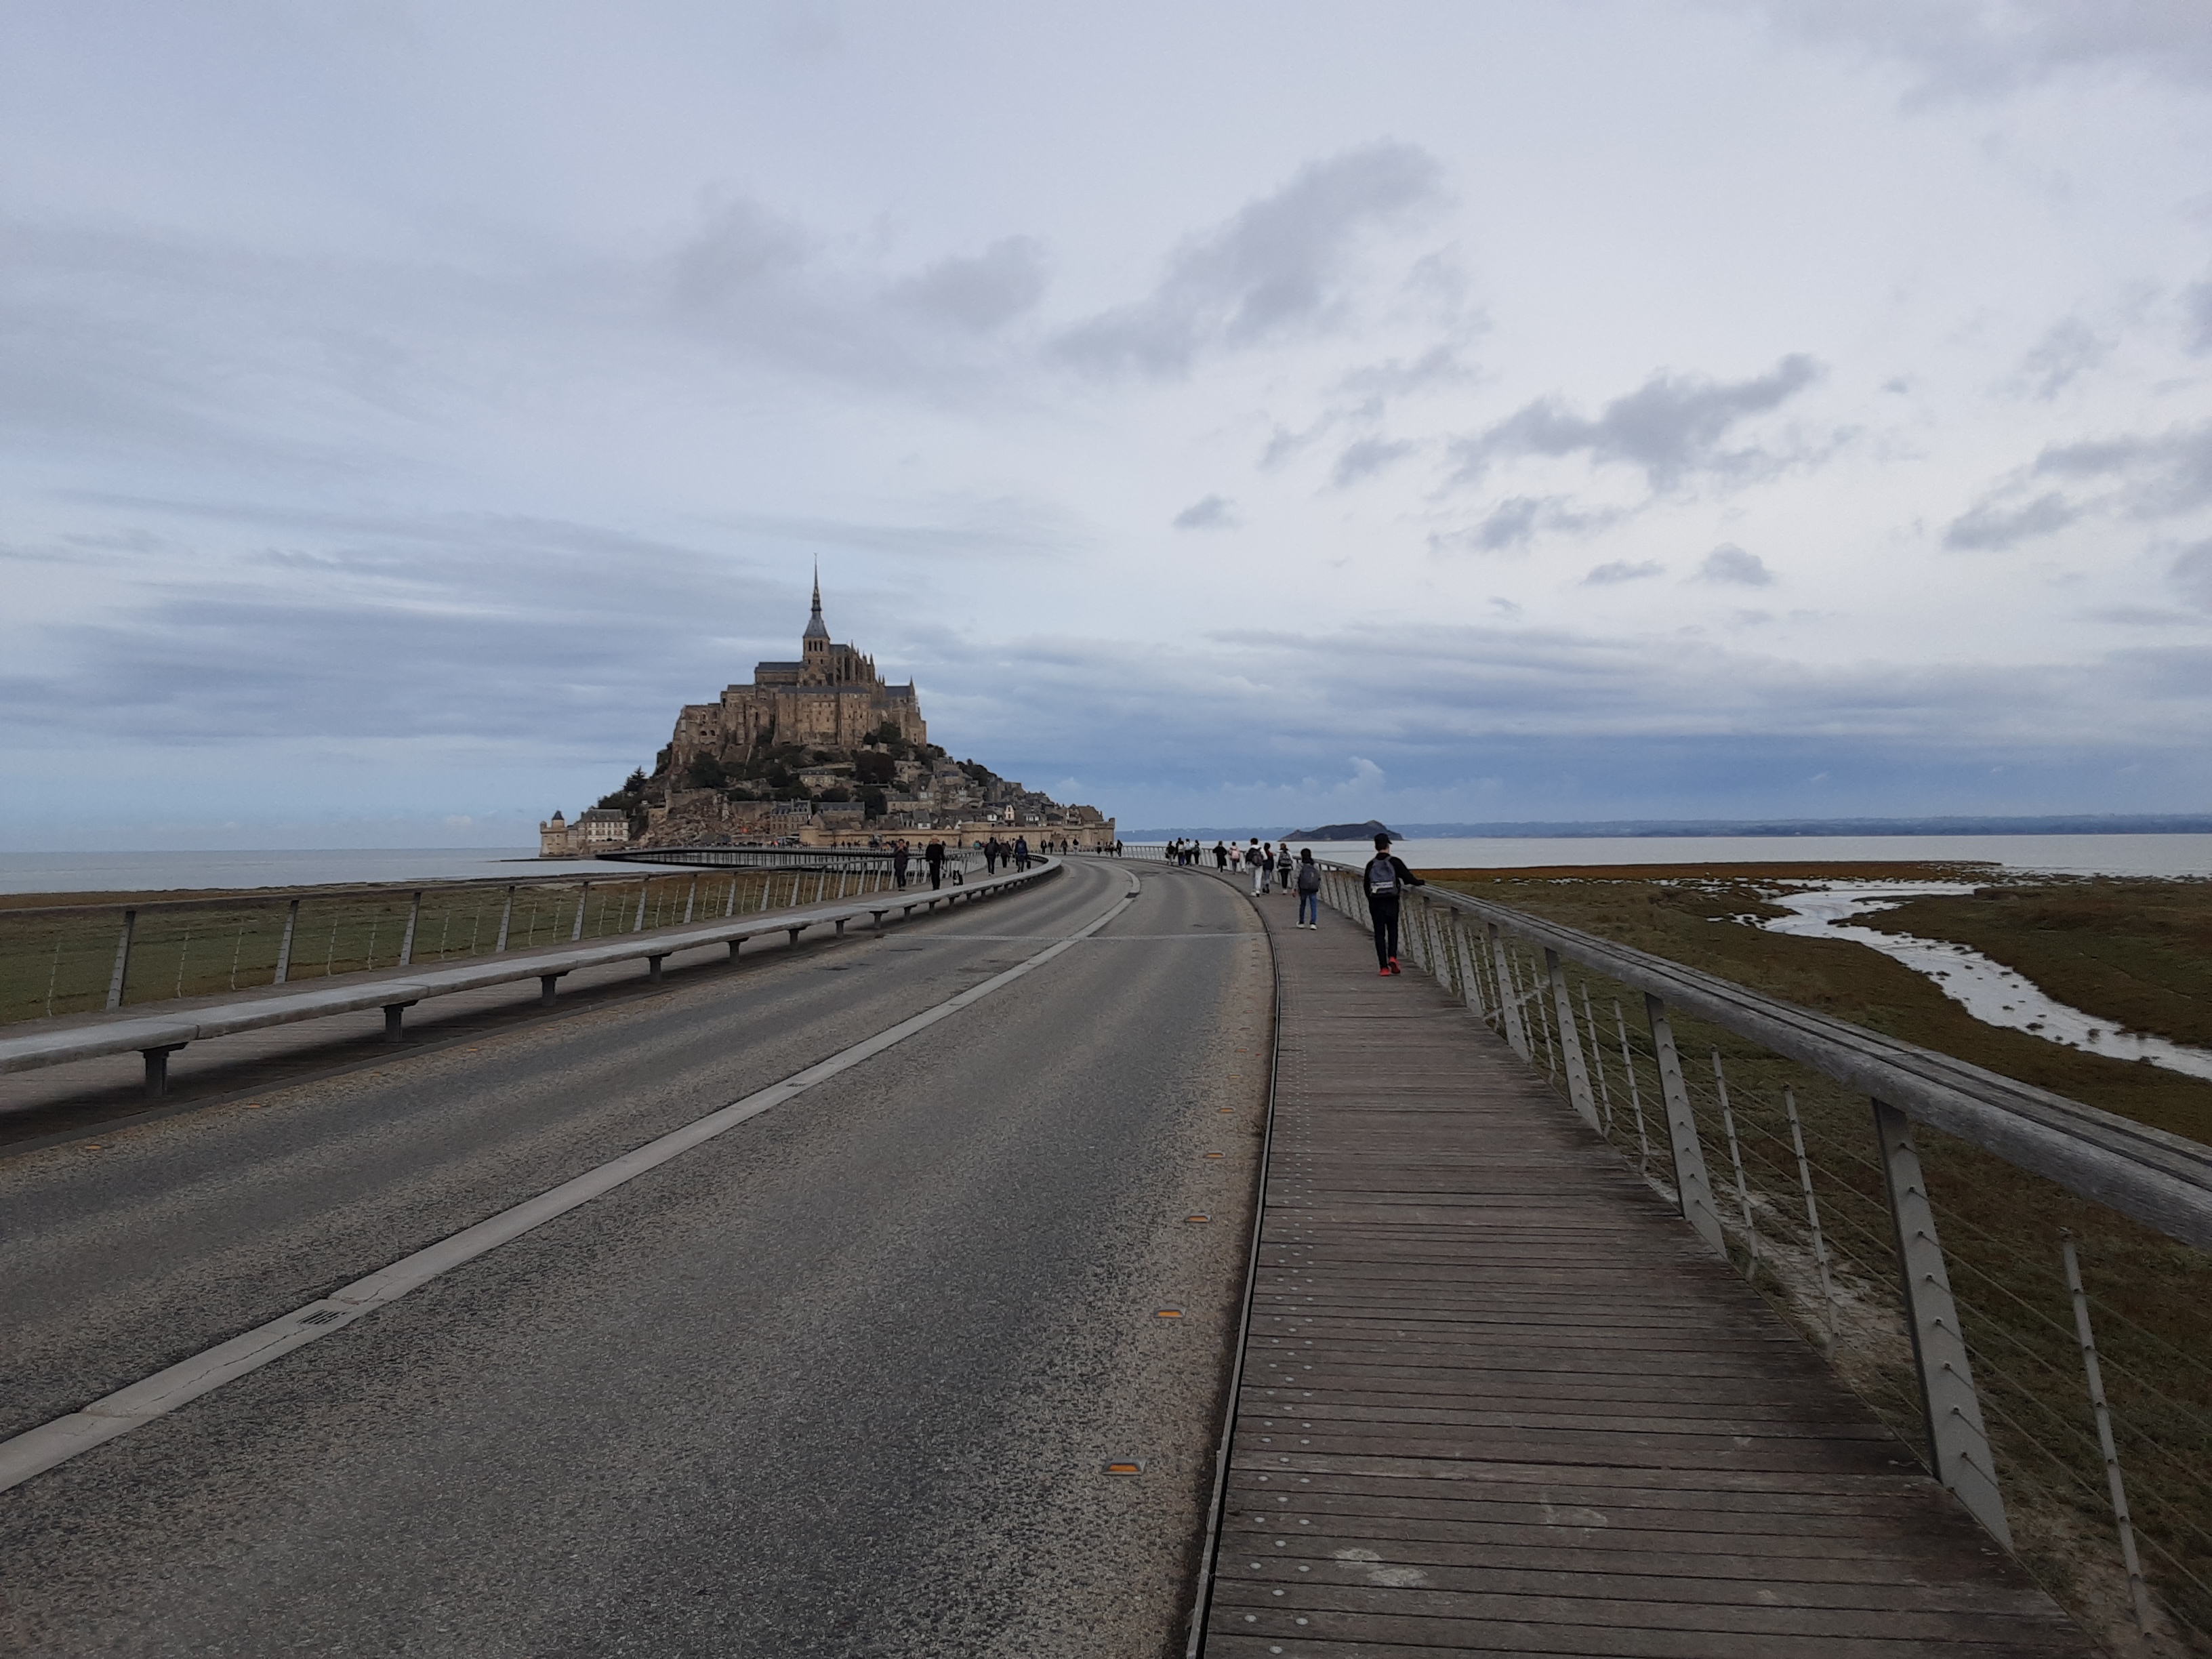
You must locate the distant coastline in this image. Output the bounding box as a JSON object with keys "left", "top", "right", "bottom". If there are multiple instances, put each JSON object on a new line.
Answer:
{"left": 1127, "top": 813, "right": 2212, "bottom": 840}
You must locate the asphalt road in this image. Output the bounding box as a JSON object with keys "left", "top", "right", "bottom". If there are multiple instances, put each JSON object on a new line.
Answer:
{"left": 0, "top": 858, "right": 1273, "bottom": 1658}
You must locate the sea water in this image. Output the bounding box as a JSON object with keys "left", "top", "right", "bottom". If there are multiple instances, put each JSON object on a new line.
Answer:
{"left": 0, "top": 847, "right": 603, "bottom": 897}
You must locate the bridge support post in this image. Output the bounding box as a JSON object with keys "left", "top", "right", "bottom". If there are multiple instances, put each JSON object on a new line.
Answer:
{"left": 1544, "top": 949, "right": 1601, "bottom": 1132}
{"left": 729, "top": 939, "right": 743, "bottom": 960}
{"left": 383, "top": 1001, "right": 415, "bottom": 1042}
{"left": 1873, "top": 1099, "right": 2011, "bottom": 1547}
{"left": 1643, "top": 994, "right": 1728, "bottom": 1260}
{"left": 646, "top": 954, "right": 667, "bottom": 983}
{"left": 539, "top": 973, "right": 562, "bottom": 1006}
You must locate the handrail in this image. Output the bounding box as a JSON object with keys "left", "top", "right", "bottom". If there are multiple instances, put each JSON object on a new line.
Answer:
{"left": 0, "top": 860, "right": 1063, "bottom": 1097}
{"left": 1331, "top": 863, "right": 2212, "bottom": 1254}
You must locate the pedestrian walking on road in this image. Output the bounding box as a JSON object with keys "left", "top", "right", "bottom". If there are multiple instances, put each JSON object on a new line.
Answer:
{"left": 1276, "top": 842, "right": 1293, "bottom": 893}
{"left": 926, "top": 839, "right": 945, "bottom": 890}
{"left": 1295, "top": 848, "right": 1321, "bottom": 928}
{"left": 1213, "top": 840, "right": 1227, "bottom": 870}
{"left": 1250, "top": 839, "right": 1268, "bottom": 895}
{"left": 1014, "top": 834, "right": 1031, "bottom": 870}
{"left": 1362, "top": 832, "right": 1422, "bottom": 975}
{"left": 893, "top": 840, "right": 910, "bottom": 889}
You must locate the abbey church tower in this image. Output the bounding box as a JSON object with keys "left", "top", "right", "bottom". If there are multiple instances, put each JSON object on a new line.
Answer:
{"left": 662, "top": 573, "right": 926, "bottom": 771}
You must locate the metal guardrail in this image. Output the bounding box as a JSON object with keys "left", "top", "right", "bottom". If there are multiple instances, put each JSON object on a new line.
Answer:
{"left": 1304, "top": 858, "right": 2212, "bottom": 1645}
{"left": 0, "top": 861, "right": 1063, "bottom": 1099}
{"left": 0, "top": 861, "right": 964, "bottom": 1028}
{"left": 605, "top": 846, "right": 983, "bottom": 876}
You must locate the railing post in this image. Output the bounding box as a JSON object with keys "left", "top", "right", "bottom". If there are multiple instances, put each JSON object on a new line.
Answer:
{"left": 1614, "top": 1000, "right": 1652, "bottom": 1172}
{"left": 495, "top": 885, "right": 516, "bottom": 952}
{"left": 632, "top": 878, "right": 650, "bottom": 933}
{"left": 1712, "top": 1050, "right": 1760, "bottom": 1271}
{"left": 1487, "top": 924, "right": 1532, "bottom": 1060}
{"left": 2060, "top": 1232, "right": 2152, "bottom": 1633}
{"left": 682, "top": 876, "right": 697, "bottom": 924}
{"left": 105, "top": 909, "right": 138, "bottom": 1010}
{"left": 1872, "top": 1098, "right": 2011, "bottom": 1547}
{"left": 1581, "top": 984, "right": 1614, "bottom": 1134}
{"left": 274, "top": 899, "right": 300, "bottom": 985}
{"left": 1783, "top": 1088, "right": 1837, "bottom": 1352}
{"left": 398, "top": 891, "right": 422, "bottom": 966}
{"left": 1544, "top": 949, "right": 1601, "bottom": 1132}
{"left": 1644, "top": 994, "right": 1727, "bottom": 1259}
{"left": 571, "top": 880, "right": 591, "bottom": 941}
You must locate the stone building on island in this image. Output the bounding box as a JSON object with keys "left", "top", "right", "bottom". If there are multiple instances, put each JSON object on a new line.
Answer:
{"left": 541, "top": 575, "right": 1114, "bottom": 853}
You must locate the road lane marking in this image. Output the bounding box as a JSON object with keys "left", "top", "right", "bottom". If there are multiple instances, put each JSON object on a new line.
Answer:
{"left": 0, "top": 872, "right": 1142, "bottom": 1496}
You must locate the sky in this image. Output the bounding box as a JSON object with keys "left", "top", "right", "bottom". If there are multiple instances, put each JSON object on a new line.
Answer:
{"left": 4, "top": 1, "right": 2211, "bottom": 846}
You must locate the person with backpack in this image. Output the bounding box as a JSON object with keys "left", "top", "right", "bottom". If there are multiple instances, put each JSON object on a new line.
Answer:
{"left": 1362, "top": 832, "right": 1423, "bottom": 975}
{"left": 1275, "top": 842, "right": 1294, "bottom": 893}
{"left": 1249, "top": 839, "right": 1268, "bottom": 895}
{"left": 925, "top": 838, "right": 945, "bottom": 890}
{"left": 1294, "top": 847, "right": 1322, "bottom": 927}
{"left": 893, "top": 840, "right": 911, "bottom": 888}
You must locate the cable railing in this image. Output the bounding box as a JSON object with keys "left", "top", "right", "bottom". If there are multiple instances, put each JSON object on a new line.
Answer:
{"left": 1311, "top": 859, "right": 2212, "bottom": 1653}
{"left": 0, "top": 859, "right": 964, "bottom": 1027}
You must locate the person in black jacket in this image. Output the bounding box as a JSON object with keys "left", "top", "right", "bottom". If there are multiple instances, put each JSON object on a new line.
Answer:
{"left": 1361, "top": 832, "right": 1423, "bottom": 975}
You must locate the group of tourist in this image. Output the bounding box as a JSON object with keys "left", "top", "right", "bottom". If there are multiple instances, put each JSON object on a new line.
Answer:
{"left": 1157, "top": 831, "right": 1422, "bottom": 973}
{"left": 888, "top": 838, "right": 946, "bottom": 890}
{"left": 980, "top": 835, "right": 1033, "bottom": 874}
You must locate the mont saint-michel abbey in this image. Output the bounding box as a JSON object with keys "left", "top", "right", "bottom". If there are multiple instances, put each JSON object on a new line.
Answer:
{"left": 668, "top": 576, "right": 926, "bottom": 769}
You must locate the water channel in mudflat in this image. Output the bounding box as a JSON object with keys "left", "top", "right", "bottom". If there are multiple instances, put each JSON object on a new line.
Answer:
{"left": 1757, "top": 883, "right": 2212, "bottom": 1085}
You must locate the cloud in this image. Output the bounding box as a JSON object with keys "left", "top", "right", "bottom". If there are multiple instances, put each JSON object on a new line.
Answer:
{"left": 1944, "top": 489, "right": 2081, "bottom": 550}
{"left": 888, "top": 237, "right": 1048, "bottom": 332}
{"left": 2016, "top": 316, "right": 2107, "bottom": 399}
{"left": 2034, "top": 422, "right": 2212, "bottom": 518}
{"left": 1434, "top": 494, "right": 1623, "bottom": 554}
{"left": 1586, "top": 559, "right": 1664, "bottom": 585}
{"left": 1746, "top": 0, "right": 2212, "bottom": 96}
{"left": 2186, "top": 278, "right": 2212, "bottom": 354}
{"left": 1452, "top": 354, "right": 1823, "bottom": 491}
{"left": 1697, "top": 544, "right": 1774, "bottom": 585}
{"left": 1331, "top": 437, "right": 1416, "bottom": 487}
{"left": 1172, "top": 495, "right": 1237, "bottom": 531}
{"left": 1052, "top": 142, "right": 1446, "bottom": 377}
{"left": 2175, "top": 540, "right": 2212, "bottom": 611}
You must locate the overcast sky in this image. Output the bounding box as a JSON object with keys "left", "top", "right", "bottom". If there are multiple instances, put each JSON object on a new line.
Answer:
{"left": 5, "top": 1, "right": 2211, "bottom": 845}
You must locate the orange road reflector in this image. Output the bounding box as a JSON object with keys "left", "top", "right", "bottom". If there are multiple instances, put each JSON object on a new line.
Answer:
{"left": 1185, "top": 1214, "right": 1210, "bottom": 1223}
{"left": 1103, "top": 1460, "right": 1145, "bottom": 1476}
{"left": 1155, "top": 1308, "right": 1183, "bottom": 1318}
{"left": 1204, "top": 1151, "right": 1224, "bottom": 1159}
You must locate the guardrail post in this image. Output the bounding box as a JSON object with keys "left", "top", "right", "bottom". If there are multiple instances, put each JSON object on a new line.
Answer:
{"left": 682, "top": 876, "right": 697, "bottom": 924}
{"left": 1643, "top": 994, "right": 1728, "bottom": 1259}
{"left": 1486, "top": 924, "right": 1532, "bottom": 1060}
{"left": 274, "top": 899, "right": 300, "bottom": 985}
{"left": 571, "top": 880, "right": 591, "bottom": 941}
{"left": 1872, "top": 1097, "right": 2010, "bottom": 1547}
{"left": 1614, "top": 1000, "right": 1652, "bottom": 1171}
{"left": 398, "top": 892, "right": 423, "bottom": 966}
{"left": 1544, "top": 949, "right": 1601, "bottom": 1132}
{"left": 142, "top": 1042, "right": 184, "bottom": 1098}
{"left": 105, "top": 910, "right": 138, "bottom": 1010}
{"left": 632, "top": 878, "right": 650, "bottom": 933}
{"left": 495, "top": 886, "right": 516, "bottom": 952}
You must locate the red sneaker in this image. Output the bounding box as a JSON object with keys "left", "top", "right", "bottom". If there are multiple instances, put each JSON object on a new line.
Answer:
{"left": 1378, "top": 966, "right": 1391, "bottom": 976}
{"left": 1388, "top": 958, "right": 1402, "bottom": 975}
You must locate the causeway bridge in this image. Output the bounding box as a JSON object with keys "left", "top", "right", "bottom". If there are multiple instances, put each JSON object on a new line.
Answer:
{"left": 1, "top": 852, "right": 2205, "bottom": 1654}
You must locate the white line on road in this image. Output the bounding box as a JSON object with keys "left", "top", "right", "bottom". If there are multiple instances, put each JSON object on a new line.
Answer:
{"left": 0, "top": 874, "right": 1143, "bottom": 1495}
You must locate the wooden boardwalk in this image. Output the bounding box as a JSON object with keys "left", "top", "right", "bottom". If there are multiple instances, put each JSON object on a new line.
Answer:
{"left": 1200, "top": 890, "right": 2089, "bottom": 1657}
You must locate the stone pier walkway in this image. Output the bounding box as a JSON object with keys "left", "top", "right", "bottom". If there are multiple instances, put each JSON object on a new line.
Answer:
{"left": 1196, "top": 884, "right": 2087, "bottom": 1657}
